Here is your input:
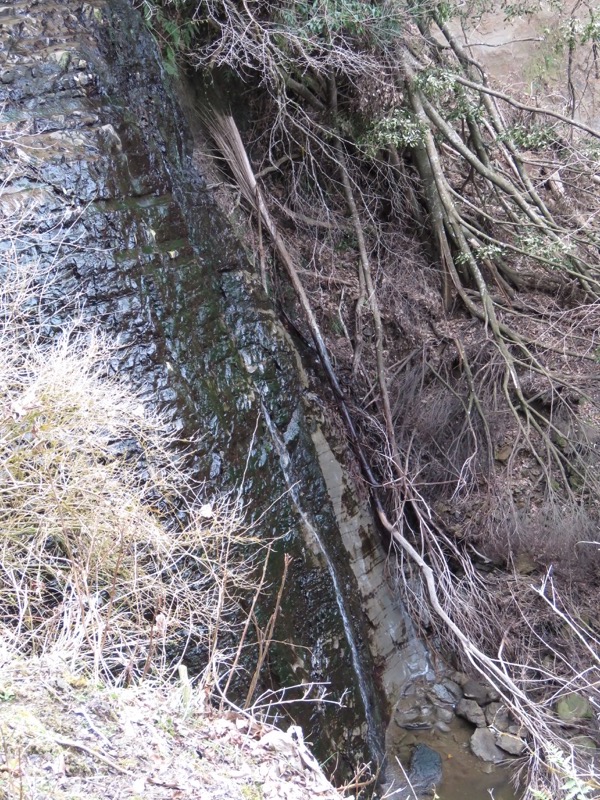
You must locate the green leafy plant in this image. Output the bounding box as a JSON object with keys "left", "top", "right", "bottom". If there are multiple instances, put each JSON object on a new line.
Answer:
{"left": 139, "top": 0, "right": 200, "bottom": 75}
{"left": 503, "top": 123, "right": 557, "bottom": 150}
{"left": 531, "top": 745, "right": 597, "bottom": 800}
{"left": 362, "top": 109, "right": 426, "bottom": 153}
{"left": 279, "top": 0, "right": 402, "bottom": 46}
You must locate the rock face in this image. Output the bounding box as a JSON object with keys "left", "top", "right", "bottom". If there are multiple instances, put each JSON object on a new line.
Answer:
{"left": 0, "top": 0, "right": 425, "bottom": 770}
{"left": 310, "top": 429, "right": 431, "bottom": 702}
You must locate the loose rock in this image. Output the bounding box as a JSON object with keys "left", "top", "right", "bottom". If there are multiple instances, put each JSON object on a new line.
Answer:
{"left": 485, "top": 702, "right": 510, "bottom": 731}
{"left": 440, "top": 678, "right": 463, "bottom": 701}
{"left": 430, "top": 683, "right": 457, "bottom": 705}
{"left": 495, "top": 731, "right": 526, "bottom": 756}
{"left": 392, "top": 693, "right": 436, "bottom": 730}
{"left": 456, "top": 698, "right": 486, "bottom": 727}
{"left": 409, "top": 744, "right": 443, "bottom": 792}
{"left": 470, "top": 728, "right": 506, "bottom": 763}
{"left": 463, "top": 680, "right": 489, "bottom": 705}
{"left": 556, "top": 693, "right": 594, "bottom": 722}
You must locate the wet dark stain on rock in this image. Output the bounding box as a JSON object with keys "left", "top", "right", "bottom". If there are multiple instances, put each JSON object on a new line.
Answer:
{"left": 0, "top": 0, "right": 386, "bottom": 778}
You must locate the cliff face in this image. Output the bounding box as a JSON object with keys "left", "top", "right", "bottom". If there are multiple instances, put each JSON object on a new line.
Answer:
{"left": 0, "top": 0, "right": 432, "bottom": 775}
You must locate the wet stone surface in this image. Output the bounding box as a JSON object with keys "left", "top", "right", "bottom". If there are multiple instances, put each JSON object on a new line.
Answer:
{"left": 409, "top": 744, "right": 443, "bottom": 792}
{"left": 0, "top": 0, "right": 385, "bottom": 774}
{"left": 386, "top": 676, "right": 524, "bottom": 798}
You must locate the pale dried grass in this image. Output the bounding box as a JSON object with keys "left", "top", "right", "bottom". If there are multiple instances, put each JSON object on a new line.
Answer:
{"left": 0, "top": 201, "right": 256, "bottom": 685}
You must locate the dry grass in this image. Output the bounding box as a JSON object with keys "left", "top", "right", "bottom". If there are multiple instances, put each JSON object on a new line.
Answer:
{"left": 0, "top": 200, "right": 257, "bottom": 685}
{"left": 0, "top": 647, "right": 341, "bottom": 800}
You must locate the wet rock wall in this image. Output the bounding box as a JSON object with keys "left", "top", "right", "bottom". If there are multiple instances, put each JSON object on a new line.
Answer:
{"left": 0, "top": 0, "right": 412, "bottom": 772}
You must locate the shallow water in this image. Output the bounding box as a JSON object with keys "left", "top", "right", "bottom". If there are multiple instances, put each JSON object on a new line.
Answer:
{"left": 388, "top": 715, "right": 521, "bottom": 800}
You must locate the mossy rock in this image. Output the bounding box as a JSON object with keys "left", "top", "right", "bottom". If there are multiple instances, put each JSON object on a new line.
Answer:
{"left": 556, "top": 693, "right": 594, "bottom": 722}
{"left": 570, "top": 735, "right": 597, "bottom": 753}
{"left": 513, "top": 552, "right": 536, "bottom": 575}
{"left": 494, "top": 444, "right": 512, "bottom": 462}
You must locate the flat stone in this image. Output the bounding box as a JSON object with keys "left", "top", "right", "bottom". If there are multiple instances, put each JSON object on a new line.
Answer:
{"left": 456, "top": 698, "right": 486, "bottom": 727}
{"left": 495, "top": 731, "right": 526, "bottom": 756}
{"left": 409, "top": 744, "right": 443, "bottom": 791}
{"left": 430, "top": 683, "right": 457, "bottom": 705}
{"left": 485, "top": 702, "right": 510, "bottom": 731}
{"left": 441, "top": 678, "right": 463, "bottom": 700}
{"left": 463, "top": 679, "right": 489, "bottom": 704}
{"left": 470, "top": 728, "right": 506, "bottom": 763}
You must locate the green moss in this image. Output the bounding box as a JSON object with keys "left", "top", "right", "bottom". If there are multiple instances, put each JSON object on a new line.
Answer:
{"left": 556, "top": 693, "right": 594, "bottom": 721}
{"left": 241, "top": 784, "right": 264, "bottom": 800}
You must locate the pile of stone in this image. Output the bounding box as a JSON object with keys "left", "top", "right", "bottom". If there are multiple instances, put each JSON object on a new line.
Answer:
{"left": 390, "top": 673, "right": 527, "bottom": 765}
{"left": 449, "top": 674, "right": 527, "bottom": 762}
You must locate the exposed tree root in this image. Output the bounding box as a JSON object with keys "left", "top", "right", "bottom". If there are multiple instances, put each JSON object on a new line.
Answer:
{"left": 169, "top": 1, "right": 600, "bottom": 794}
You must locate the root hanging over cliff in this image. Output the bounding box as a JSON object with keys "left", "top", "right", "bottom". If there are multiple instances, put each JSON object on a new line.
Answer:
{"left": 145, "top": 0, "right": 600, "bottom": 796}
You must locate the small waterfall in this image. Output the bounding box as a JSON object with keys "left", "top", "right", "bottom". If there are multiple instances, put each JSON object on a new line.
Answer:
{"left": 260, "top": 400, "right": 383, "bottom": 761}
